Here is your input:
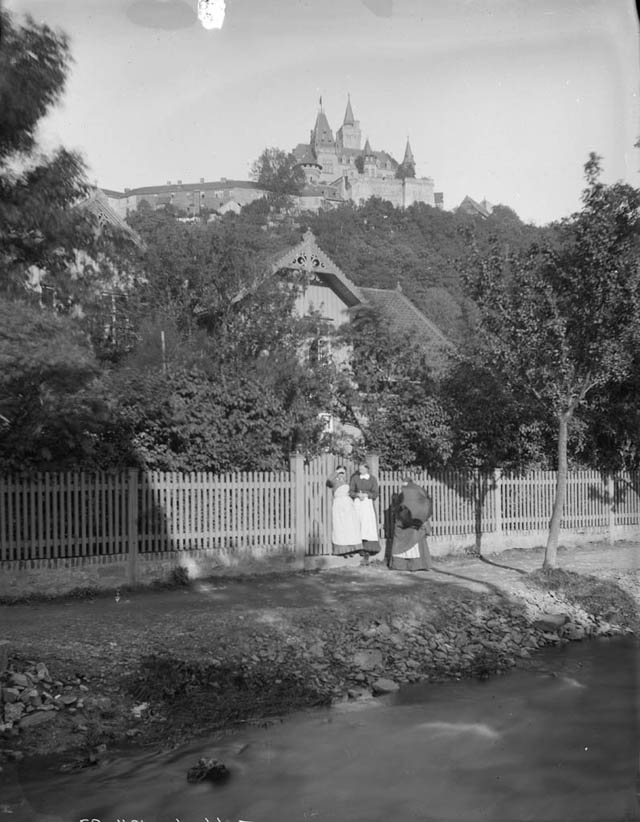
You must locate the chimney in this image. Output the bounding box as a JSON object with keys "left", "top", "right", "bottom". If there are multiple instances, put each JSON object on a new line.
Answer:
{"left": 124, "top": 188, "right": 130, "bottom": 193}
{"left": 177, "top": 180, "right": 182, "bottom": 185}
{"left": 166, "top": 181, "right": 171, "bottom": 185}
{"left": 220, "top": 177, "right": 227, "bottom": 182}
{"left": 200, "top": 177, "right": 205, "bottom": 184}
{"left": 434, "top": 192, "right": 444, "bottom": 210}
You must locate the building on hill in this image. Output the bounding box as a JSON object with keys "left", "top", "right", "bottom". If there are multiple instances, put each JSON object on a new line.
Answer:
{"left": 102, "top": 180, "right": 268, "bottom": 219}
{"left": 456, "top": 195, "right": 494, "bottom": 219}
{"left": 292, "top": 97, "right": 444, "bottom": 211}
{"left": 102, "top": 97, "right": 444, "bottom": 216}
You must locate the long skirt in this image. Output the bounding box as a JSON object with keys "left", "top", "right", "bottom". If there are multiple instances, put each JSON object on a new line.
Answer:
{"left": 331, "top": 491, "right": 363, "bottom": 556}
{"left": 390, "top": 522, "right": 432, "bottom": 571}
{"left": 353, "top": 497, "right": 380, "bottom": 555}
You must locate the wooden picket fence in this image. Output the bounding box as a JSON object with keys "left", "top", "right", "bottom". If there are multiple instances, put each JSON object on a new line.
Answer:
{"left": 1, "top": 458, "right": 640, "bottom": 565}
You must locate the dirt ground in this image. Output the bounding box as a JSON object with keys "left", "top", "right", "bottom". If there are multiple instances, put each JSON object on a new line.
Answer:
{"left": 1, "top": 540, "right": 637, "bottom": 661}
{"left": 0, "top": 539, "right": 637, "bottom": 769}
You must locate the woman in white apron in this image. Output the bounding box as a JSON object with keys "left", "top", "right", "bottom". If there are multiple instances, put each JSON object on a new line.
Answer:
{"left": 349, "top": 462, "right": 381, "bottom": 562}
{"left": 326, "top": 466, "right": 362, "bottom": 556}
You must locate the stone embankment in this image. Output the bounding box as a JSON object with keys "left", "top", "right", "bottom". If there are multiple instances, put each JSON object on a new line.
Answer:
{"left": 0, "top": 563, "right": 637, "bottom": 765}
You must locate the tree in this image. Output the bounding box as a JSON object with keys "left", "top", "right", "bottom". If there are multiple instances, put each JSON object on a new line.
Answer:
{"left": 464, "top": 155, "right": 640, "bottom": 567}
{"left": 395, "top": 160, "right": 415, "bottom": 180}
{"left": 250, "top": 147, "right": 305, "bottom": 206}
{"left": 0, "top": 10, "right": 139, "bottom": 306}
{"left": 335, "top": 304, "right": 453, "bottom": 468}
{"left": 0, "top": 300, "right": 105, "bottom": 471}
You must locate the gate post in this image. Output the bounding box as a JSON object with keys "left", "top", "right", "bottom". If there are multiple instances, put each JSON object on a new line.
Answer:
{"left": 289, "top": 453, "right": 306, "bottom": 556}
{"left": 493, "top": 468, "right": 503, "bottom": 545}
{"left": 127, "top": 468, "right": 139, "bottom": 586}
{"left": 607, "top": 474, "right": 615, "bottom": 546}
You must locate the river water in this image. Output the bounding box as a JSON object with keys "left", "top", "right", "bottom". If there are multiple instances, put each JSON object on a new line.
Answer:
{"left": 17, "top": 637, "right": 640, "bottom": 822}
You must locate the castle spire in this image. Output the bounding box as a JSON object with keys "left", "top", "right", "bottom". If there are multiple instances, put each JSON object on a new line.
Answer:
{"left": 343, "top": 94, "right": 355, "bottom": 126}
{"left": 403, "top": 136, "right": 415, "bottom": 166}
{"left": 311, "top": 103, "right": 335, "bottom": 148}
{"left": 363, "top": 137, "right": 373, "bottom": 155}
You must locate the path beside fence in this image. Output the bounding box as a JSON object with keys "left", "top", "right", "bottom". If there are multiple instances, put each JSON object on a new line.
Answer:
{"left": 1, "top": 455, "right": 639, "bottom": 597}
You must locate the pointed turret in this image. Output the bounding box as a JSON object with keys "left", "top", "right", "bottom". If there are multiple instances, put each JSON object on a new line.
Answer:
{"left": 343, "top": 94, "right": 355, "bottom": 126}
{"left": 336, "top": 94, "right": 361, "bottom": 150}
{"left": 363, "top": 138, "right": 374, "bottom": 157}
{"left": 310, "top": 103, "right": 335, "bottom": 149}
{"left": 403, "top": 137, "right": 415, "bottom": 166}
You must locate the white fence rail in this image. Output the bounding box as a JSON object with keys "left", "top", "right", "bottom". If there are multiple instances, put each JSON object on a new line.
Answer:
{"left": 1, "top": 460, "right": 639, "bottom": 566}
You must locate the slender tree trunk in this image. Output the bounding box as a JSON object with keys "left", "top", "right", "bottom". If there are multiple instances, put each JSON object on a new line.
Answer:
{"left": 544, "top": 410, "right": 571, "bottom": 568}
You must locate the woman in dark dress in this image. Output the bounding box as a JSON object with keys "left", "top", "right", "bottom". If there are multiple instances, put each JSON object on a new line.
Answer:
{"left": 389, "top": 476, "right": 433, "bottom": 572}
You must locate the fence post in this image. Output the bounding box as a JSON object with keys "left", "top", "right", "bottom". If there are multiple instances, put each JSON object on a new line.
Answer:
{"left": 127, "top": 469, "right": 139, "bottom": 586}
{"left": 289, "top": 453, "right": 306, "bottom": 557}
{"left": 493, "top": 468, "right": 503, "bottom": 547}
{"left": 607, "top": 474, "right": 615, "bottom": 546}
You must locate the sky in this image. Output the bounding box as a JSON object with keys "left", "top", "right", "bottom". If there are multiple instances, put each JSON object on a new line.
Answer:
{"left": 7, "top": 0, "right": 640, "bottom": 225}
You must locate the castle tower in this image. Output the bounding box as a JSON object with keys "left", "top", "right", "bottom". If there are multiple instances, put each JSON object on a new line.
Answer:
{"left": 363, "top": 138, "right": 376, "bottom": 177}
{"left": 310, "top": 99, "right": 335, "bottom": 151}
{"left": 336, "top": 94, "right": 362, "bottom": 151}
{"left": 403, "top": 137, "right": 415, "bottom": 167}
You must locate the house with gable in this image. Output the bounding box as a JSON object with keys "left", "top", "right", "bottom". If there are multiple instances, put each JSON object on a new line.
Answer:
{"left": 272, "top": 229, "right": 453, "bottom": 370}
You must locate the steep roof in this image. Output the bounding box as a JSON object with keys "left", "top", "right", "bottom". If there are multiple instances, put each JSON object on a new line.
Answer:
{"left": 80, "top": 189, "right": 143, "bottom": 247}
{"left": 343, "top": 95, "right": 355, "bottom": 125}
{"left": 293, "top": 144, "right": 321, "bottom": 166}
{"left": 457, "top": 195, "right": 493, "bottom": 219}
{"left": 363, "top": 138, "right": 373, "bottom": 155}
{"left": 359, "top": 286, "right": 454, "bottom": 367}
{"left": 403, "top": 138, "right": 415, "bottom": 165}
{"left": 273, "top": 229, "right": 364, "bottom": 307}
{"left": 312, "top": 110, "right": 335, "bottom": 147}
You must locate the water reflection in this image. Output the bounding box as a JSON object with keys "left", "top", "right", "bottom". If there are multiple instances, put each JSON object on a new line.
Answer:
{"left": 18, "top": 637, "right": 640, "bottom": 822}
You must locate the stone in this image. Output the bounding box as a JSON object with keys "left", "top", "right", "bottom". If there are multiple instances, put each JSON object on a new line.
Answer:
{"left": 353, "top": 649, "right": 383, "bottom": 671}
{"left": 561, "top": 623, "right": 586, "bottom": 641}
{"left": 186, "top": 757, "right": 230, "bottom": 784}
{"left": 19, "top": 710, "right": 56, "bottom": 729}
{"left": 9, "top": 673, "right": 30, "bottom": 689}
{"left": 533, "top": 613, "right": 569, "bottom": 632}
{"left": 60, "top": 694, "right": 78, "bottom": 706}
{"left": 4, "top": 703, "right": 24, "bottom": 724}
{"left": 372, "top": 678, "right": 400, "bottom": 695}
{"left": 347, "top": 687, "right": 373, "bottom": 700}
{"left": 2, "top": 688, "right": 20, "bottom": 704}
{"left": 35, "top": 663, "right": 50, "bottom": 681}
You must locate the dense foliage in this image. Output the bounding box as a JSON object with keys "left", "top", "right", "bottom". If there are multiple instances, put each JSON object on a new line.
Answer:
{"left": 464, "top": 155, "right": 640, "bottom": 564}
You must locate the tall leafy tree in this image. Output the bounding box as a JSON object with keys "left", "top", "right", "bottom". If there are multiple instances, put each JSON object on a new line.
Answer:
{"left": 0, "top": 10, "right": 139, "bottom": 305}
{"left": 335, "top": 304, "right": 453, "bottom": 468}
{"left": 250, "top": 147, "right": 305, "bottom": 207}
{"left": 465, "top": 155, "right": 640, "bottom": 567}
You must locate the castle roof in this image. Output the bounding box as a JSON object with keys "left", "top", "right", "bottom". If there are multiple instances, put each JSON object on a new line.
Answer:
{"left": 312, "top": 110, "right": 335, "bottom": 147}
{"left": 103, "top": 180, "right": 267, "bottom": 198}
{"left": 363, "top": 138, "right": 373, "bottom": 155}
{"left": 403, "top": 138, "right": 415, "bottom": 165}
{"left": 293, "top": 144, "right": 321, "bottom": 166}
{"left": 343, "top": 95, "right": 355, "bottom": 126}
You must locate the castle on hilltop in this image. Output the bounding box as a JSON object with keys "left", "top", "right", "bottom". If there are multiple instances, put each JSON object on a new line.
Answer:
{"left": 101, "top": 97, "right": 444, "bottom": 217}
{"left": 292, "top": 97, "right": 443, "bottom": 211}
